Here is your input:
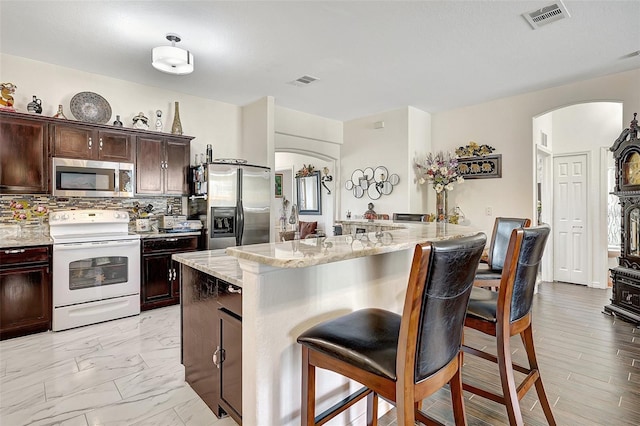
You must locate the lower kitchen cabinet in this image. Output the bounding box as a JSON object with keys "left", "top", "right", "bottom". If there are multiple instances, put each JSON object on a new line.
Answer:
{"left": 181, "top": 266, "right": 242, "bottom": 424}
{"left": 0, "top": 246, "right": 52, "bottom": 340}
{"left": 141, "top": 235, "right": 198, "bottom": 311}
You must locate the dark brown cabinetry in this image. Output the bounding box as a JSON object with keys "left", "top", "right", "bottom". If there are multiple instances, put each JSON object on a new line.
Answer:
{"left": 51, "top": 123, "right": 134, "bottom": 162}
{"left": 136, "top": 136, "right": 190, "bottom": 195}
{"left": 0, "top": 245, "right": 52, "bottom": 340}
{"left": 608, "top": 113, "right": 640, "bottom": 324}
{"left": 0, "top": 111, "right": 49, "bottom": 193}
{"left": 141, "top": 235, "right": 198, "bottom": 310}
{"left": 181, "top": 266, "right": 243, "bottom": 423}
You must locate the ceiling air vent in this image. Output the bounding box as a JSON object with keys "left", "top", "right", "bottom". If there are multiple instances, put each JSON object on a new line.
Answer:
{"left": 288, "top": 75, "right": 320, "bottom": 87}
{"left": 523, "top": 1, "right": 570, "bottom": 29}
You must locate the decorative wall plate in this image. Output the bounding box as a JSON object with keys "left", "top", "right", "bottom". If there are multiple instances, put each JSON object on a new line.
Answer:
{"left": 70, "top": 91, "right": 112, "bottom": 124}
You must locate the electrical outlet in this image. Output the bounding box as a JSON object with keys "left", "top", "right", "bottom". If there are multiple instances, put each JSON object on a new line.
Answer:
{"left": 485, "top": 207, "right": 492, "bottom": 216}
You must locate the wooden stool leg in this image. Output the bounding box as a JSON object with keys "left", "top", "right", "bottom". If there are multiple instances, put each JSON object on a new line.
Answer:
{"left": 496, "top": 329, "right": 524, "bottom": 426}
{"left": 450, "top": 352, "right": 468, "bottom": 426}
{"left": 366, "top": 391, "right": 378, "bottom": 426}
{"left": 521, "top": 326, "right": 557, "bottom": 426}
{"left": 301, "top": 346, "right": 316, "bottom": 425}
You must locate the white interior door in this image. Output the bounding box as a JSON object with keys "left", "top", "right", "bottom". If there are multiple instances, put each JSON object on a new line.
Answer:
{"left": 553, "top": 154, "right": 588, "bottom": 284}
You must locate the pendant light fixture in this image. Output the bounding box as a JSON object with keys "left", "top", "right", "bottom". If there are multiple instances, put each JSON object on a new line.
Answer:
{"left": 152, "top": 33, "right": 194, "bottom": 75}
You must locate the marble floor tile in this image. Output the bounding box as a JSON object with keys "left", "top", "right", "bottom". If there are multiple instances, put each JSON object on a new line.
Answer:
{"left": 0, "top": 381, "right": 45, "bottom": 413}
{"left": 1, "top": 358, "right": 79, "bottom": 395}
{"left": 174, "top": 396, "right": 238, "bottom": 426}
{"left": 113, "top": 362, "right": 185, "bottom": 400}
{"left": 45, "top": 355, "right": 147, "bottom": 400}
{"left": 84, "top": 383, "right": 197, "bottom": 425}
{"left": 0, "top": 305, "right": 229, "bottom": 426}
{"left": 0, "top": 381, "right": 122, "bottom": 426}
{"left": 129, "top": 408, "right": 186, "bottom": 426}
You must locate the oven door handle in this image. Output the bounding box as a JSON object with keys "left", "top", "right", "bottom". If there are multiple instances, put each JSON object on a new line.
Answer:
{"left": 54, "top": 240, "right": 140, "bottom": 250}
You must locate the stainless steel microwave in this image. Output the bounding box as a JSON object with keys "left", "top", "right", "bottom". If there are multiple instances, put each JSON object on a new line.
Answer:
{"left": 52, "top": 158, "right": 134, "bottom": 197}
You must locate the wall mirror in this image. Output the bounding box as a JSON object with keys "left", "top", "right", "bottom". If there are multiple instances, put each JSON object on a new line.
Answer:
{"left": 297, "top": 171, "right": 322, "bottom": 215}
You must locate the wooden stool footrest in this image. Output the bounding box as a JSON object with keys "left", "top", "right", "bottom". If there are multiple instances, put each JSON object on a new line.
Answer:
{"left": 315, "top": 386, "right": 372, "bottom": 426}
{"left": 462, "top": 382, "right": 505, "bottom": 405}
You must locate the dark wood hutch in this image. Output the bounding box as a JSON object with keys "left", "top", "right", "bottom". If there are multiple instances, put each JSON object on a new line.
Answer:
{"left": 607, "top": 112, "right": 640, "bottom": 324}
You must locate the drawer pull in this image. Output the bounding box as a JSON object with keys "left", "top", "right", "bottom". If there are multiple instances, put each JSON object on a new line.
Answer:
{"left": 4, "top": 249, "right": 26, "bottom": 254}
{"left": 165, "top": 238, "right": 178, "bottom": 242}
{"left": 227, "top": 285, "right": 242, "bottom": 294}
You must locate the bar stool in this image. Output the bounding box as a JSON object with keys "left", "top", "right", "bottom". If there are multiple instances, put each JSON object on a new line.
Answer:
{"left": 463, "top": 225, "right": 556, "bottom": 426}
{"left": 474, "top": 217, "right": 531, "bottom": 289}
{"left": 297, "top": 233, "right": 486, "bottom": 425}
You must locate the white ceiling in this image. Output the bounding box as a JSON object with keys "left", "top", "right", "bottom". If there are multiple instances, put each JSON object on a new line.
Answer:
{"left": 1, "top": 1, "right": 639, "bottom": 122}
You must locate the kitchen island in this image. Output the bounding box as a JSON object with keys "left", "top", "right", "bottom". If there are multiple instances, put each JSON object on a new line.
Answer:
{"left": 174, "top": 222, "right": 480, "bottom": 425}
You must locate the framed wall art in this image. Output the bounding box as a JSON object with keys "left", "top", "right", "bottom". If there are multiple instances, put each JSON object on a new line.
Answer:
{"left": 457, "top": 154, "right": 502, "bottom": 179}
{"left": 275, "top": 173, "right": 283, "bottom": 197}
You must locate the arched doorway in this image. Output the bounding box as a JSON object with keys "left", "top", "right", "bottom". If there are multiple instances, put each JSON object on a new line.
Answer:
{"left": 533, "top": 102, "right": 623, "bottom": 288}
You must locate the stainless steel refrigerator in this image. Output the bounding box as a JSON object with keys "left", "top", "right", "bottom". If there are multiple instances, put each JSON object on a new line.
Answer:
{"left": 206, "top": 162, "right": 271, "bottom": 249}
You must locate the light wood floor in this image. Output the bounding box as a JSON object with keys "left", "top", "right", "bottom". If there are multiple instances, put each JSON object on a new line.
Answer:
{"left": 379, "top": 281, "right": 640, "bottom": 426}
{"left": 1, "top": 282, "right": 636, "bottom": 425}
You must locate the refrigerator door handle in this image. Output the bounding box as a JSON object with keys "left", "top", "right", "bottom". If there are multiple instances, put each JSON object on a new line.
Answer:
{"left": 237, "top": 199, "right": 244, "bottom": 246}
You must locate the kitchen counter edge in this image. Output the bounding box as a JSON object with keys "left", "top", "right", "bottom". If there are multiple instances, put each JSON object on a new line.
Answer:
{"left": 172, "top": 249, "right": 243, "bottom": 287}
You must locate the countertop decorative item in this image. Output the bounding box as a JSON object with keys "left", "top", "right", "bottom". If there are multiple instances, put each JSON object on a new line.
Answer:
{"left": 155, "top": 109, "right": 163, "bottom": 131}
{"left": 0, "top": 82, "right": 17, "bottom": 110}
{"left": 171, "top": 101, "right": 183, "bottom": 135}
{"left": 112, "top": 115, "right": 123, "bottom": 127}
{"left": 70, "top": 91, "right": 112, "bottom": 124}
{"left": 27, "top": 95, "right": 42, "bottom": 114}
{"left": 363, "top": 203, "right": 376, "bottom": 221}
{"left": 32, "top": 204, "right": 49, "bottom": 236}
{"left": 52, "top": 104, "right": 67, "bottom": 119}
{"left": 10, "top": 200, "right": 31, "bottom": 238}
{"left": 414, "top": 151, "right": 464, "bottom": 222}
{"left": 132, "top": 112, "right": 149, "bottom": 130}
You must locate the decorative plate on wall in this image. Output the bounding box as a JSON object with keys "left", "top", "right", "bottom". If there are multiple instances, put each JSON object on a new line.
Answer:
{"left": 70, "top": 91, "right": 112, "bottom": 124}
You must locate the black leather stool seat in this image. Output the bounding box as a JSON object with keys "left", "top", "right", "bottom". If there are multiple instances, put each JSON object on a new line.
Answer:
{"left": 466, "top": 287, "right": 498, "bottom": 322}
{"left": 297, "top": 308, "right": 401, "bottom": 380}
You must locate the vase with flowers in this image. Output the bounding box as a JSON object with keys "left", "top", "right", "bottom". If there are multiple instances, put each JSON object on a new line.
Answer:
{"left": 414, "top": 152, "right": 464, "bottom": 222}
{"left": 10, "top": 200, "right": 31, "bottom": 238}
{"left": 32, "top": 204, "right": 49, "bottom": 236}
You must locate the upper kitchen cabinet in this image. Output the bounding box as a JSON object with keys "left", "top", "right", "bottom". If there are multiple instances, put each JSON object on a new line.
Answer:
{"left": 51, "top": 122, "right": 134, "bottom": 163}
{"left": 0, "top": 111, "right": 49, "bottom": 194}
{"left": 136, "top": 135, "right": 191, "bottom": 195}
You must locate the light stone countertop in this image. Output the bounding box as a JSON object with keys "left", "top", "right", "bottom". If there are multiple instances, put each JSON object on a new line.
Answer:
{"left": 0, "top": 225, "right": 52, "bottom": 249}
{"left": 172, "top": 249, "right": 243, "bottom": 287}
{"left": 226, "top": 222, "right": 481, "bottom": 269}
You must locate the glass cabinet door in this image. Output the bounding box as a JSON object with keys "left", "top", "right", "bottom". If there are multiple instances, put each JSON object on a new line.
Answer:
{"left": 628, "top": 208, "right": 640, "bottom": 258}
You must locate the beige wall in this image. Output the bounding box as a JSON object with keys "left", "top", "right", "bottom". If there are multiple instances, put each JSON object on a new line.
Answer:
{"left": 431, "top": 68, "right": 640, "bottom": 238}
{"left": 0, "top": 53, "right": 242, "bottom": 162}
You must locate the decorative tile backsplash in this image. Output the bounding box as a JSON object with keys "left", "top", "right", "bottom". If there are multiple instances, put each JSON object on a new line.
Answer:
{"left": 0, "top": 195, "right": 183, "bottom": 225}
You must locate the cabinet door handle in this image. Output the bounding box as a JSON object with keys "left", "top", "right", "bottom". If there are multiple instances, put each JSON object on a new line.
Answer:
{"left": 227, "top": 285, "right": 242, "bottom": 294}
{"left": 212, "top": 346, "right": 225, "bottom": 368}
{"left": 4, "top": 249, "right": 26, "bottom": 254}
{"left": 172, "top": 268, "right": 176, "bottom": 281}
{"left": 88, "top": 137, "right": 92, "bottom": 149}
{"left": 168, "top": 269, "right": 173, "bottom": 281}
{"left": 99, "top": 138, "right": 103, "bottom": 150}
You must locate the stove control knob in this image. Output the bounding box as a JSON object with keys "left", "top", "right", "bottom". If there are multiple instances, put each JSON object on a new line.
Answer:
{"left": 62, "top": 214, "right": 69, "bottom": 220}
{"left": 51, "top": 214, "right": 60, "bottom": 221}
{"left": 113, "top": 212, "right": 121, "bottom": 219}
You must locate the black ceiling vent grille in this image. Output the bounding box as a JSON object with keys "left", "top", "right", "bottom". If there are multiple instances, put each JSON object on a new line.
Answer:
{"left": 523, "top": 1, "right": 570, "bottom": 29}
{"left": 288, "top": 75, "right": 320, "bottom": 87}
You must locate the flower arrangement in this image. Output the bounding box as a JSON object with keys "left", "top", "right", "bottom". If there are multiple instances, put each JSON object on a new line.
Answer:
{"left": 414, "top": 151, "right": 464, "bottom": 193}
{"left": 32, "top": 204, "right": 49, "bottom": 217}
{"left": 9, "top": 200, "right": 31, "bottom": 222}
{"left": 295, "top": 164, "right": 315, "bottom": 178}
{"left": 455, "top": 141, "right": 495, "bottom": 158}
